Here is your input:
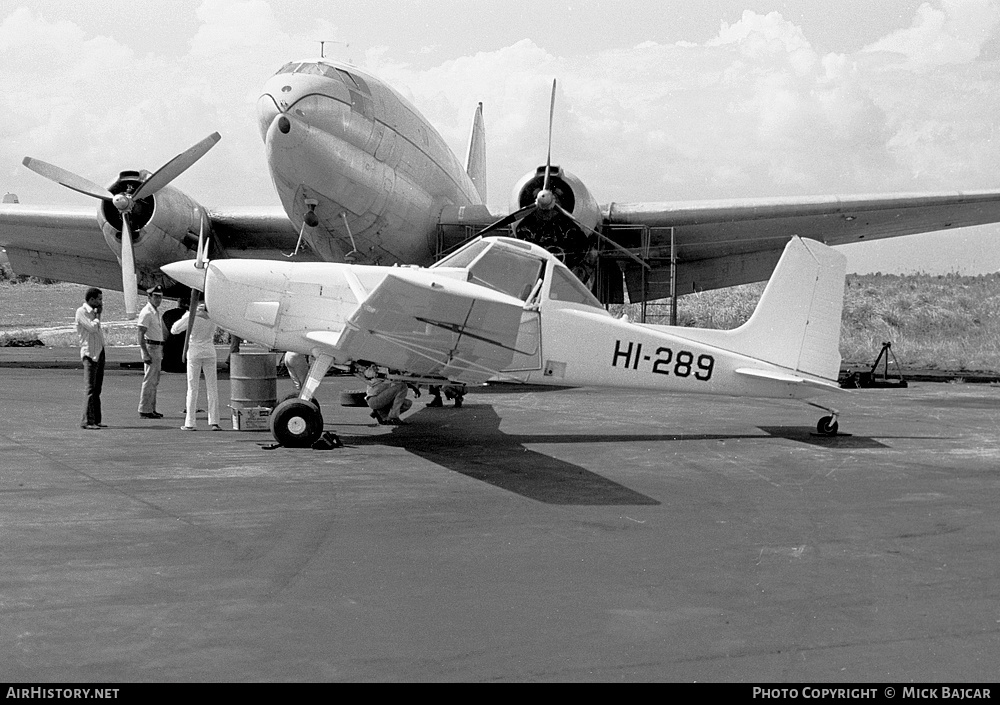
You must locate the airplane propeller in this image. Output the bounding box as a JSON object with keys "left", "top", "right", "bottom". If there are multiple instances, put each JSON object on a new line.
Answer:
{"left": 474, "top": 81, "right": 639, "bottom": 279}
{"left": 22, "top": 132, "right": 221, "bottom": 318}
{"left": 478, "top": 80, "right": 560, "bottom": 238}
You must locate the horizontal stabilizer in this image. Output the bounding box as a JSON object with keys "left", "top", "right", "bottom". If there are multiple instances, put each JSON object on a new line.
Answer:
{"left": 735, "top": 367, "right": 842, "bottom": 392}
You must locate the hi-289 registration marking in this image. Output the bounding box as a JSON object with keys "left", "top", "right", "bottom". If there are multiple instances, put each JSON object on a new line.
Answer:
{"left": 612, "top": 340, "right": 714, "bottom": 381}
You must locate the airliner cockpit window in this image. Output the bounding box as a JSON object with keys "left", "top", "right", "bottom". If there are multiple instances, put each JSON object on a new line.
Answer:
{"left": 295, "top": 63, "right": 328, "bottom": 76}
{"left": 274, "top": 62, "right": 301, "bottom": 76}
{"left": 548, "top": 266, "right": 603, "bottom": 309}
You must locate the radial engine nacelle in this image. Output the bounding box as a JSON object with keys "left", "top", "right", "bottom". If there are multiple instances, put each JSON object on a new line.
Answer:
{"left": 508, "top": 164, "right": 601, "bottom": 268}
{"left": 97, "top": 171, "right": 212, "bottom": 293}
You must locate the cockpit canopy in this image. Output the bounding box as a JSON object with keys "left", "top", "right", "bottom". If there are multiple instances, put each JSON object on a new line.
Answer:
{"left": 433, "top": 237, "right": 603, "bottom": 309}
{"left": 271, "top": 61, "right": 370, "bottom": 91}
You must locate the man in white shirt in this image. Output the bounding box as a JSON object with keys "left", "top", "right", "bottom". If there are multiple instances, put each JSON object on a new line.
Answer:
{"left": 170, "top": 302, "right": 221, "bottom": 430}
{"left": 75, "top": 287, "right": 106, "bottom": 430}
{"left": 136, "top": 285, "right": 165, "bottom": 418}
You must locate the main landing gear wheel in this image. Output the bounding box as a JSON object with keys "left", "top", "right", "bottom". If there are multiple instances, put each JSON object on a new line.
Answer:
{"left": 816, "top": 415, "right": 839, "bottom": 436}
{"left": 270, "top": 398, "right": 323, "bottom": 447}
{"left": 281, "top": 392, "right": 320, "bottom": 413}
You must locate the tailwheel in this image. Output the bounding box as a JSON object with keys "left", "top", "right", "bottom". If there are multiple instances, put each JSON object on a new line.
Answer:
{"left": 816, "top": 415, "right": 839, "bottom": 436}
{"left": 270, "top": 398, "right": 323, "bottom": 447}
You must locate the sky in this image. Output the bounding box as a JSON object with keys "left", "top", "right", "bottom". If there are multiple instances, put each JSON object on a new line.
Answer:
{"left": 2, "top": 0, "right": 999, "bottom": 274}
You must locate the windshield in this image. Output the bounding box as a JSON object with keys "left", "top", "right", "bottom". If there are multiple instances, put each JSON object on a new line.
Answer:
{"left": 435, "top": 240, "right": 490, "bottom": 269}
{"left": 468, "top": 247, "right": 545, "bottom": 300}
{"left": 548, "top": 266, "right": 604, "bottom": 309}
{"left": 434, "top": 240, "right": 545, "bottom": 301}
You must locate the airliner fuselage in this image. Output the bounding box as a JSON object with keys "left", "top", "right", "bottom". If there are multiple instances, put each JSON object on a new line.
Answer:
{"left": 257, "top": 59, "right": 486, "bottom": 266}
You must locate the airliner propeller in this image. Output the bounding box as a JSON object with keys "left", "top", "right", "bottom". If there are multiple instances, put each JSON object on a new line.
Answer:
{"left": 478, "top": 80, "right": 560, "bottom": 238}
{"left": 476, "top": 81, "right": 641, "bottom": 280}
{"left": 22, "top": 132, "right": 221, "bottom": 318}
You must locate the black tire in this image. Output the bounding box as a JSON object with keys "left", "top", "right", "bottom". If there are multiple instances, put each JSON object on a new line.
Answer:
{"left": 340, "top": 390, "right": 369, "bottom": 407}
{"left": 817, "top": 416, "right": 839, "bottom": 436}
{"left": 270, "top": 398, "right": 323, "bottom": 448}
{"left": 281, "top": 392, "right": 320, "bottom": 413}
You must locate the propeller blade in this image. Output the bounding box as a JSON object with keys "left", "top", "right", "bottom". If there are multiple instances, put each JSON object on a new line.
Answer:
{"left": 543, "top": 79, "right": 556, "bottom": 191}
{"left": 120, "top": 215, "right": 139, "bottom": 317}
{"left": 181, "top": 288, "right": 200, "bottom": 364}
{"left": 133, "top": 132, "right": 221, "bottom": 200}
{"left": 554, "top": 204, "right": 650, "bottom": 270}
{"left": 477, "top": 203, "right": 537, "bottom": 237}
{"left": 21, "top": 157, "right": 114, "bottom": 202}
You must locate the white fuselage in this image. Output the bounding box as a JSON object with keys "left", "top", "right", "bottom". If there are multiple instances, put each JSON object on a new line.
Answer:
{"left": 180, "top": 236, "right": 841, "bottom": 405}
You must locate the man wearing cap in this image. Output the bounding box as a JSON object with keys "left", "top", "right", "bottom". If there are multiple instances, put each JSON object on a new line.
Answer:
{"left": 137, "top": 285, "right": 166, "bottom": 418}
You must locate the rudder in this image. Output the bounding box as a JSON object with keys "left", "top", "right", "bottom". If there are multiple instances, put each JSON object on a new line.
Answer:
{"left": 465, "top": 102, "right": 487, "bottom": 202}
{"left": 676, "top": 237, "right": 846, "bottom": 380}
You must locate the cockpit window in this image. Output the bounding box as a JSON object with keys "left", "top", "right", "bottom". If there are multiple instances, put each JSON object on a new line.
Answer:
{"left": 549, "top": 266, "right": 603, "bottom": 309}
{"left": 468, "top": 247, "right": 545, "bottom": 300}
{"left": 433, "top": 240, "right": 545, "bottom": 301}
{"left": 295, "top": 63, "right": 328, "bottom": 77}
{"left": 434, "top": 240, "right": 490, "bottom": 269}
{"left": 272, "top": 62, "right": 347, "bottom": 82}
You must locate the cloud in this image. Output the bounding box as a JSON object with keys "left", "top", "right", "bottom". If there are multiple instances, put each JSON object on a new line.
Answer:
{"left": 863, "top": 0, "right": 1000, "bottom": 67}
{"left": 3, "top": 0, "right": 998, "bottom": 230}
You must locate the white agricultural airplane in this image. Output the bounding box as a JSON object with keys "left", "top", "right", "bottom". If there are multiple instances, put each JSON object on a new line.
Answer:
{"left": 4, "top": 56, "right": 1000, "bottom": 315}
{"left": 162, "top": 233, "right": 847, "bottom": 448}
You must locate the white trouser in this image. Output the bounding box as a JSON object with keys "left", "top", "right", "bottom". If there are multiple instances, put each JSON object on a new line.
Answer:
{"left": 185, "top": 354, "right": 219, "bottom": 427}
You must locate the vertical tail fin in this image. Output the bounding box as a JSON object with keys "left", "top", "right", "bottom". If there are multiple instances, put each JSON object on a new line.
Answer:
{"left": 677, "top": 237, "right": 846, "bottom": 380}
{"left": 465, "top": 102, "right": 487, "bottom": 202}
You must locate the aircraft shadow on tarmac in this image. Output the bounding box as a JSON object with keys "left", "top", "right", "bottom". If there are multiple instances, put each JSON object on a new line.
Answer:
{"left": 757, "top": 427, "right": 891, "bottom": 449}
{"left": 349, "top": 404, "right": 660, "bottom": 506}
{"left": 344, "top": 405, "right": 903, "bottom": 504}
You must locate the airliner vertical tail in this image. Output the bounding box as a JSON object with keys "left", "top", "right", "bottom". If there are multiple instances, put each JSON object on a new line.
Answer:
{"left": 465, "top": 102, "right": 487, "bottom": 202}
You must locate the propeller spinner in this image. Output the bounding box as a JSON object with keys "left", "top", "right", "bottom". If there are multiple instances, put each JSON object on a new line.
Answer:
{"left": 22, "top": 132, "right": 221, "bottom": 318}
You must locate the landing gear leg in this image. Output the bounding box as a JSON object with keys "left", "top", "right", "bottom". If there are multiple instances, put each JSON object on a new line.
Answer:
{"left": 269, "top": 353, "right": 334, "bottom": 447}
{"left": 299, "top": 352, "right": 334, "bottom": 403}
{"left": 806, "top": 401, "right": 840, "bottom": 436}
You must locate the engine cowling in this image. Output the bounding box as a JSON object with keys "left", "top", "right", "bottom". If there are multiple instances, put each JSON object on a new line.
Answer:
{"left": 98, "top": 170, "right": 210, "bottom": 297}
{"left": 509, "top": 165, "right": 601, "bottom": 281}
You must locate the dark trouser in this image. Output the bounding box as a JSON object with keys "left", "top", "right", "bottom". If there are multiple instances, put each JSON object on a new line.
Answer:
{"left": 82, "top": 351, "right": 105, "bottom": 426}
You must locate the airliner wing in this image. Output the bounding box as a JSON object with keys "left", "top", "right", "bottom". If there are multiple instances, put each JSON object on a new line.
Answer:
{"left": 204, "top": 207, "right": 317, "bottom": 260}
{"left": 0, "top": 203, "right": 310, "bottom": 289}
{"left": 604, "top": 189, "right": 1000, "bottom": 298}
{"left": 0, "top": 205, "right": 121, "bottom": 288}
{"left": 328, "top": 272, "right": 525, "bottom": 383}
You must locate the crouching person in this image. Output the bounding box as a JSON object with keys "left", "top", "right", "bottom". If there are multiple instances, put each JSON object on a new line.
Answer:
{"left": 362, "top": 366, "right": 412, "bottom": 425}
{"left": 427, "top": 383, "right": 466, "bottom": 408}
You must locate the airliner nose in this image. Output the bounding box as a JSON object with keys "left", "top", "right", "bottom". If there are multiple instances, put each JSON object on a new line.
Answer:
{"left": 161, "top": 260, "right": 206, "bottom": 291}
{"left": 257, "top": 94, "right": 281, "bottom": 142}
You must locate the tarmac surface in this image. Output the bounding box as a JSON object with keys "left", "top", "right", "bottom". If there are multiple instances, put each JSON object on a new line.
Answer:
{"left": 1, "top": 346, "right": 999, "bottom": 682}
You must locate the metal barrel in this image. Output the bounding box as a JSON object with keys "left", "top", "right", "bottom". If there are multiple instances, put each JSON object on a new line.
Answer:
{"left": 229, "top": 352, "right": 278, "bottom": 410}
